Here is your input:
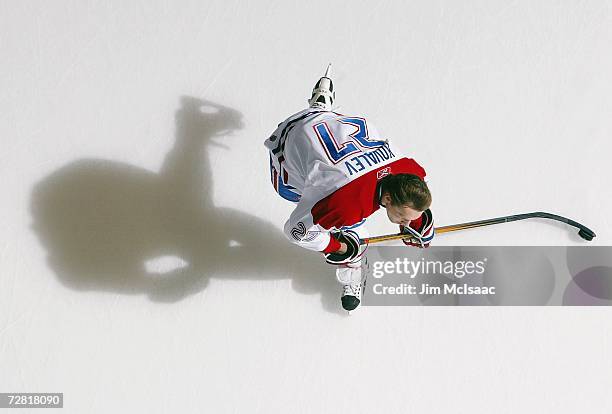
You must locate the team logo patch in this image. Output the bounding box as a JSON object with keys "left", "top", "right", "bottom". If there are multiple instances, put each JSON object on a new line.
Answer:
{"left": 377, "top": 167, "right": 391, "bottom": 179}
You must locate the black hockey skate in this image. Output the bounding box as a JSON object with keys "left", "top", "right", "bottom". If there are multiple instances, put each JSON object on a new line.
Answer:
{"left": 341, "top": 282, "right": 363, "bottom": 311}
{"left": 341, "top": 257, "right": 368, "bottom": 313}
{"left": 308, "top": 63, "right": 335, "bottom": 111}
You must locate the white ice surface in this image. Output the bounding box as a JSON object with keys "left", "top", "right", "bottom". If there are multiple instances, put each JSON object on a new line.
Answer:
{"left": 1, "top": 1, "right": 612, "bottom": 413}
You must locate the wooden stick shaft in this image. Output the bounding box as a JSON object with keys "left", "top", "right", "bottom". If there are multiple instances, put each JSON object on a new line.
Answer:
{"left": 362, "top": 217, "right": 521, "bottom": 245}
{"left": 359, "top": 211, "right": 596, "bottom": 245}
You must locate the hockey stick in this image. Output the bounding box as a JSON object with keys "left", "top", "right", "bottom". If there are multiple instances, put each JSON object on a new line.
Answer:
{"left": 360, "top": 211, "right": 596, "bottom": 245}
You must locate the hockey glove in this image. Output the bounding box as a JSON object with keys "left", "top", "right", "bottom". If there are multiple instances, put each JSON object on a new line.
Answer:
{"left": 324, "top": 230, "right": 367, "bottom": 266}
{"left": 400, "top": 209, "right": 434, "bottom": 248}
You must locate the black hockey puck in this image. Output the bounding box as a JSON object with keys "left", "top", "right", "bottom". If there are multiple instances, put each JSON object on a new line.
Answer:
{"left": 578, "top": 228, "right": 595, "bottom": 241}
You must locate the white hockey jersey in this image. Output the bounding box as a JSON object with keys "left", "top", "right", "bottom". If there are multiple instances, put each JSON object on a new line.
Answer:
{"left": 265, "top": 109, "right": 427, "bottom": 253}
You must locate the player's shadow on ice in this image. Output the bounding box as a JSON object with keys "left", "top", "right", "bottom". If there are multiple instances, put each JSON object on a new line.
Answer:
{"left": 30, "top": 96, "right": 342, "bottom": 314}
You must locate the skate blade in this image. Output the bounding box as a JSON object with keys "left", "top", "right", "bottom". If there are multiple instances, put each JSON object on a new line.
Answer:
{"left": 347, "top": 305, "right": 361, "bottom": 316}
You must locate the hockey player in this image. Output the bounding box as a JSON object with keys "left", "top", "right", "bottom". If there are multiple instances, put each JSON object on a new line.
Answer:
{"left": 265, "top": 65, "right": 434, "bottom": 311}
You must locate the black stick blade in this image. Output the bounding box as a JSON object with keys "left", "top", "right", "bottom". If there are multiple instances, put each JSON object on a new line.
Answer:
{"left": 578, "top": 228, "right": 596, "bottom": 241}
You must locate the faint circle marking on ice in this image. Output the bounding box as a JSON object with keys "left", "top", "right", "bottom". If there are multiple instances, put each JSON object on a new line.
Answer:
{"left": 483, "top": 248, "right": 555, "bottom": 305}
{"left": 562, "top": 266, "right": 612, "bottom": 305}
